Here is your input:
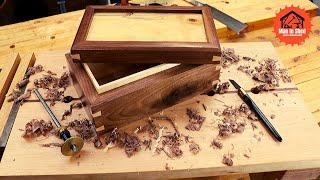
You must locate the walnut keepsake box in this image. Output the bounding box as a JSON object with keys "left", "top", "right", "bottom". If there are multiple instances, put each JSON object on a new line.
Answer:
{"left": 67, "top": 5, "right": 221, "bottom": 129}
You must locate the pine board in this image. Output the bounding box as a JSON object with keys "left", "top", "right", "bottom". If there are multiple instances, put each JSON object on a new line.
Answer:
{"left": 0, "top": 42, "right": 320, "bottom": 179}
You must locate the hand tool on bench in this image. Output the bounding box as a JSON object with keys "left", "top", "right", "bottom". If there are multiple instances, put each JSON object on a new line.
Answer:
{"left": 229, "top": 79, "right": 282, "bottom": 142}
{"left": 33, "top": 88, "right": 84, "bottom": 156}
{"left": 184, "top": 0, "right": 248, "bottom": 35}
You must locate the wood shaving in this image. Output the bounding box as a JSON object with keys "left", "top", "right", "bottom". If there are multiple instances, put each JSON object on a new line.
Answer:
{"left": 185, "top": 108, "right": 206, "bottom": 131}
{"left": 22, "top": 119, "right": 54, "bottom": 138}
{"left": 62, "top": 102, "right": 83, "bottom": 120}
{"left": 251, "top": 122, "right": 258, "bottom": 130}
{"left": 218, "top": 119, "right": 246, "bottom": 138}
{"left": 211, "top": 139, "right": 223, "bottom": 149}
{"left": 25, "top": 65, "right": 43, "bottom": 76}
{"left": 162, "top": 133, "right": 183, "bottom": 158}
{"left": 138, "top": 119, "right": 159, "bottom": 139}
{"left": 189, "top": 142, "right": 200, "bottom": 155}
{"left": 105, "top": 128, "right": 142, "bottom": 157}
{"left": 270, "top": 114, "right": 276, "bottom": 119}
{"left": 16, "top": 78, "right": 29, "bottom": 88}
{"left": 237, "top": 65, "right": 254, "bottom": 76}
{"left": 222, "top": 153, "right": 234, "bottom": 166}
{"left": 165, "top": 163, "right": 171, "bottom": 170}
{"left": 252, "top": 58, "right": 291, "bottom": 86}
{"left": 221, "top": 48, "right": 240, "bottom": 67}
{"left": 34, "top": 72, "right": 70, "bottom": 106}
{"left": 242, "top": 56, "right": 256, "bottom": 61}
{"left": 68, "top": 119, "right": 98, "bottom": 142}
{"left": 251, "top": 84, "right": 275, "bottom": 94}
{"left": 118, "top": 133, "right": 141, "bottom": 157}
{"left": 243, "top": 153, "right": 250, "bottom": 158}
{"left": 143, "top": 139, "right": 152, "bottom": 151}
{"left": 41, "top": 142, "right": 62, "bottom": 148}
{"left": 213, "top": 82, "right": 230, "bottom": 94}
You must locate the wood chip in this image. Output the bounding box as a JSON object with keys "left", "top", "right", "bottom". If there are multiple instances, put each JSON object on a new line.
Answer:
{"left": 22, "top": 119, "right": 54, "bottom": 138}
{"left": 41, "top": 142, "right": 62, "bottom": 148}
{"left": 189, "top": 142, "right": 200, "bottom": 155}
{"left": 251, "top": 84, "right": 275, "bottom": 94}
{"left": 221, "top": 48, "right": 240, "bottom": 67}
{"left": 213, "top": 82, "right": 230, "bottom": 94}
{"left": 185, "top": 108, "right": 206, "bottom": 131}
{"left": 222, "top": 153, "right": 234, "bottom": 166}
{"left": 211, "top": 139, "right": 223, "bottom": 149}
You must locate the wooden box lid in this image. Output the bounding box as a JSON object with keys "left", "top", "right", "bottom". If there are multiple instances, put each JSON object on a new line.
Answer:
{"left": 70, "top": 5, "right": 221, "bottom": 64}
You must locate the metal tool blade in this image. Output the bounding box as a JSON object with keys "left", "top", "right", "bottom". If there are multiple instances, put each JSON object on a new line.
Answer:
{"left": 229, "top": 79, "right": 241, "bottom": 90}
{"left": 186, "top": 0, "right": 248, "bottom": 34}
{"left": 0, "top": 59, "right": 34, "bottom": 160}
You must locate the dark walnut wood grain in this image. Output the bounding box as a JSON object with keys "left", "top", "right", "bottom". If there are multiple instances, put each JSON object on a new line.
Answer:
{"left": 70, "top": 5, "right": 221, "bottom": 64}
{"left": 66, "top": 54, "right": 220, "bottom": 129}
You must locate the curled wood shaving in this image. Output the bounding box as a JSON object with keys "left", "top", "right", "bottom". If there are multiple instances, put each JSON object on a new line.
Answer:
{"left": 185, "top": 108, "right": 206, "bottom": 131}
{"left": 251, "top": 84, "right": 275, "bottom": 94}
{"left": 222, "top": 153, "right": 234, "bottom": 166}
{"left": 105, "top": 128, "right": 141, "bottom": 157}
{"left": 213, "top": 82, "right": 230, "bottom": 94}
{"left": 25, "top": 65, "right": 43, "bottom": 76}
{"left": 22, "top": 119, "right": 54, "bottom": 138}
{"left": 218, "top": 119, "right": 246, "bottom": 138}
{"left": 221, "top": 48, "right": 240, "bottom": 67}
{"left": 68, "top": 119, "right": 98, "bottom": 142}
{"left": 189, "top": 142, "right": 200, "bottom": 155}
{"left": 62, "top": 102, "right": 83, "bottom": 120}
{"left": 34, "top": 72, "right": 70, "bottom": 106}
{"left": 162, "top": 133, "right": 183, "bottom": 158}
{"left": 16, "top": 79, "right": 29, "bottom": 89}
{"left": 211, "top": 139, "right": 223, "bottom": 149}
{"left": 118, "top": 133, "right": 141, "bottom": 157}
{"left": 237, "top": 65, "right": 254, "bottom": 76}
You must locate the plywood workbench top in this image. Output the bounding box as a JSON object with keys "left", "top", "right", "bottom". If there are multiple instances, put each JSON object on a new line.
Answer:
{"left": 1, "top": 42, "right": 320, "bottom": 179}
{"left": 0, "top": 0, "right": 320, "bottom": 179}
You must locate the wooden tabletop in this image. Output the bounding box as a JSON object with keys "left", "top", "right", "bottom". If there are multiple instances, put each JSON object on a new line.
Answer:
{"left": 0, "top": 0, "right": 319, "bottom": 178}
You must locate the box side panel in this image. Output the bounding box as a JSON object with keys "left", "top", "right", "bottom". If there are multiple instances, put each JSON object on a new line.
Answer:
{"left": 94, "top": 64, "right": 220, "bottom": 129}
{"left": 65, "top": 54, "right": 95, "bottom": 121}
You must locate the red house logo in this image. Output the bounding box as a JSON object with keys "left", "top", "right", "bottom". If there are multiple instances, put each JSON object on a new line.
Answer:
{"left": 280, "top": 11, "right": 304, "bottom": 29}
{"left": 273, "top": 6, "right": 311, "bottom": 45}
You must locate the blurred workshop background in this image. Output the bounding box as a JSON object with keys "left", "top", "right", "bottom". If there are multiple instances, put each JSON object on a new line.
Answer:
{"left": 0, "top": 0, "right": 116, "bottom": 26}
{"left": 0, "top": 0, "right": 319, "bottom": 26}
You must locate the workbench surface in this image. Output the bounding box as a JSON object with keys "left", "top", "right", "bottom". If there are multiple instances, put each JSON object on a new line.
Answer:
{"left": 0, "top": 0, "right": 320, "bottom": 179}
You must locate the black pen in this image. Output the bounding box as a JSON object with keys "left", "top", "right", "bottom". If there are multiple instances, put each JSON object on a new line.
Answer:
{"left": 229, "top": 79, "right": 282, "bottom": 142}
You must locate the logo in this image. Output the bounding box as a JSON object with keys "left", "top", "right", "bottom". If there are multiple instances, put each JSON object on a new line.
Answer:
{"left": 273, "top": 6, "right": 311, "bottom": 45}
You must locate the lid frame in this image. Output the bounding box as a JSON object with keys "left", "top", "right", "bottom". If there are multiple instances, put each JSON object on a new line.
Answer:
{"left": 71, "top": 5, "right": 221, "bottom": 64}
